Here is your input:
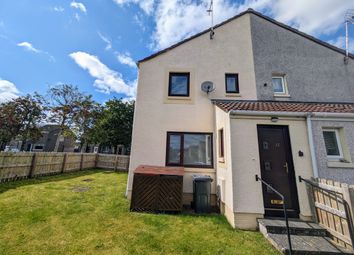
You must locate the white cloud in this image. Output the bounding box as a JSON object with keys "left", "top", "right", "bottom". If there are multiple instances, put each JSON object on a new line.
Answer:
{"left": 70, "top": 1, "right": 87, "bottom": 13}
{"left": 69, "top": 51, "right": 136, "bottom": 97}
{"left": 53, "top": 6, "right": 64, "bottom": 12}
{"left": 117, "top": 0, "right": 354, "bottom": 50}
{"left": 74, "top": 13, "right": 81, "bottom": 21}
{"left": 116, "top": 53, "right": 136, "bottom": 68}
{"left": 113, "top": 0, "right": 154, "bottom": 15}
{"left": 152, "top": 0, "right": 239, "bottom": 49}
{"left": 134, "top": 13, "right": 147, "bottom": 31}
{"left": 0, "top": 79, "right": 20, "bottom": 103}
{"left": 328, "top": 36, "right": 354, "bottom": 53}
{"left": 261, "top": 0, "right": 354, "bottom": 35}
{"left": 98, "top": 32, "right": 112, "bottom": 51}
{"left": 17, "top": 41, "right": 55, "bottom": 62}
{"left": 17, "top": 41, "right": 40, "bottom": 53}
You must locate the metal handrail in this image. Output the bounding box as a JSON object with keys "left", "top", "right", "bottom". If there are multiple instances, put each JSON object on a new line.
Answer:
{"left": 255, "top": 175, "right": 293, "bottom": 255}
{"left": 299, "top": 176, "right": 354, "bottom": 248}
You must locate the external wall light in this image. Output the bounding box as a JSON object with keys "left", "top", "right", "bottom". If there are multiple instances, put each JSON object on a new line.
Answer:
{"left": 271, "top": 117, "right": 279, "bottom": 122}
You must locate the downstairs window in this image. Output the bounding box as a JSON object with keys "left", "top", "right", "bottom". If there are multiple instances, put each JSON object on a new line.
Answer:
{"left": 323, "top": 129, "right": 343, "bottom": 159}
{"left": 166, "top": 132, "right": 213, "bottom": 168}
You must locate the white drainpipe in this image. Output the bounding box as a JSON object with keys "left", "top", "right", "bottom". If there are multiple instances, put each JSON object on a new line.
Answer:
{"left": 230, "top": 110, "right": 354, "bottom": 178}
{"left": 306, "top": 114, "right": 318, "bottom": 178}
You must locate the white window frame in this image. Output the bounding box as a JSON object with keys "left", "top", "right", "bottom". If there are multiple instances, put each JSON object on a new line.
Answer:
{"left": 272, "top": 76, "right": 288, "bottom": 95}
{"left": 323, "top": 129, "right": 343, "bottom": 160}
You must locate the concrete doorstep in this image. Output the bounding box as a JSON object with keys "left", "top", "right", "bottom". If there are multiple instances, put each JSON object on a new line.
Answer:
{"left": 258, "top": 219, "right": 353, "bottom": 255}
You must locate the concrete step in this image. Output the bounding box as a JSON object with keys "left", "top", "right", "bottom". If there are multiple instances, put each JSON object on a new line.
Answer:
{"left": 267, "top": 233, "right": 353, "bottom": 255}
{"left": 258, "top": 219, "right": 353, "bottom": 254}
{"left": 258, "top": 219, "right": 327, "bottom": 236}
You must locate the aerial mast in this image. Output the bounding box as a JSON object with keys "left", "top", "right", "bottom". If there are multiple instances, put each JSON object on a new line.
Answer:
{"left": 344, "top": 10, "right": 354, "bottom": 64}
{"left": 207, "top": 0, "right": 215, "bottom": 39}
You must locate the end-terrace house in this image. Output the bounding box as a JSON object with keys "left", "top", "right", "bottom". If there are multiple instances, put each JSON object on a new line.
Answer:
{"left": 127, "top": 9, "right": 354, "bottom": 229}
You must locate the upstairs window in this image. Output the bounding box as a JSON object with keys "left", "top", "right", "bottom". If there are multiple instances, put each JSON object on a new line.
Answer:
{"left": 272, "top": 76, "right": 288, "bottom": 95}
{"left": 166, "top": 132, "right": 213, "bottom": 168}
{"left": 225, "top": 73, "right": 239, "bottom": 93}
{"left": 323, "top": 129, "right": 343, "bottom": 159}
{"left": 168, "top": 72, "right": 190, "bottom": 97}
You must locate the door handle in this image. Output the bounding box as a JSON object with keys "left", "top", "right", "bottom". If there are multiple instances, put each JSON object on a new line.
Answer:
{"left": 283, "top": 162, "right": 289, "bottom": 174}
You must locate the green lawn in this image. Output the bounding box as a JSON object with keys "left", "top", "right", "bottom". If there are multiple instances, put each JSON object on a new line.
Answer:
{"left": 0, "top": 170, "right": 278, "bottom": 255}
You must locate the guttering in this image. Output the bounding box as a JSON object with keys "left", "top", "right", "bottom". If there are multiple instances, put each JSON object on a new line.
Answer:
{"left": 230, "top": 110, "right": 307, "bottom": 117}
{"left": 229, "top": 110, "right": 354, "bottom": 119}
{"left": 312, "top": 112, "right": 354, "bottom": 119}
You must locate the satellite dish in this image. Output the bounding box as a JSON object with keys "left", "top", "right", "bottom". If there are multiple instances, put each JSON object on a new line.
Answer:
{"left": 201, "top": 81, "right": 215, "bottom": 94}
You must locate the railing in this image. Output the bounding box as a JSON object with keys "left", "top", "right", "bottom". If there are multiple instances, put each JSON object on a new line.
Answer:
{"left": 299, "top": 176, "right": 354, "bottom": 250}
{"left": 255, "top": 175, "right": 293, "bottom": 255}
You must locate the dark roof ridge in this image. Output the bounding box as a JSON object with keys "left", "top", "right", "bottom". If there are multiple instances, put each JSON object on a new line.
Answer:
{"left": 138, "top": 8, "right": 354, "bottom": 65}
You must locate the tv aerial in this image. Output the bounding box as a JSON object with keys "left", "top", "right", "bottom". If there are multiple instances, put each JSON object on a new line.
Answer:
{"left": 201, "top": 81, "right": 215, "bottom": 94}
{"left": 207, "top": 0, "right": 215, "bottom": 39}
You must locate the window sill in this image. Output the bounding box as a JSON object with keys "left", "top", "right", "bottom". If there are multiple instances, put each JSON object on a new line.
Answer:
{"left": 164, "top": 96, "right": 193, "bottom": 104}
{"left": 184, "top": 168, "right": 216, "bottom": 173}
{"left": 225, "top": 93, "right": 241, "bottom": 97}
{"left": 327, "top": 161, "right": 354, "bottom": 168}
{"left": 167, "top": 96, "right": 191, "bottom": 100}
{"left": 274, "top": 94, "right": 290, "bottom": 98}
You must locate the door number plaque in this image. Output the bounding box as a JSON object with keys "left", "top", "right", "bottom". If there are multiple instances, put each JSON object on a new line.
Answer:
{"left": 271, "top": 199, "right": 284, "bottom": 205}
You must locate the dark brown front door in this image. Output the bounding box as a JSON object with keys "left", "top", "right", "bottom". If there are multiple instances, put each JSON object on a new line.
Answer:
{"left": 257, "top": 125, "right": 299, "bottom": 218}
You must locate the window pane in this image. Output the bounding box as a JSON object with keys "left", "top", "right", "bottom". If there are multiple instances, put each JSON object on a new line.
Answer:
{"left": 272, "top": 77, "right": 284, "bottom": 93}
{"left": 226, "top": 75, "right": 239, "bottom": 93}
{"left": 323, "top": 131, "right": 340, "bottom": 156}
{"left": 169, "top": 74, "right": 188, "bottom": 96}
{"left": 168, "top": 134, "right": 181, "bottom": 164}
{"left": 183, "top": 134, "right": 212, "bottom": 166}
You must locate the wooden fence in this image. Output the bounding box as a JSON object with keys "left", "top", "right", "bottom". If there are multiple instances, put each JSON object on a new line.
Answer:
{"left": 307, "top": 178, "right": 354, "bottom": 250}
{"left": 0, "top": 152, "right": 130, "bottom": 182}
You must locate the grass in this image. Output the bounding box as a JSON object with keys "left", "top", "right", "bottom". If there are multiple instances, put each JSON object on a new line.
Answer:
{"left": 0, "top": 170, "right": 279, "bottom": 255}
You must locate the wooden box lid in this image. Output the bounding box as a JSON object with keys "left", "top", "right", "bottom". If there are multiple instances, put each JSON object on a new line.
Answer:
{"left": 134, "top": 165, "right": 184, "bottom": 176}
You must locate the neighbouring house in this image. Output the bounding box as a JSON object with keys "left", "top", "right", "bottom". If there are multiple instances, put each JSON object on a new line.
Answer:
{"left": 127, "top": 8, "right": 354, "bottom": 230}
{"left": 7, "top": 124, "right": 75, "bottom": 152}
{"left": 80, "top": 144, "right": 127, "bottom": 155}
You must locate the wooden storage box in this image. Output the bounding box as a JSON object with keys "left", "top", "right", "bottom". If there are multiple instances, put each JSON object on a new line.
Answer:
{"left": 130, "top": 165, "right": 184, "bottom": 212}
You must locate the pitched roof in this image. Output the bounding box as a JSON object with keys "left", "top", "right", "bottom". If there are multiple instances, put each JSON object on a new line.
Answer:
{"left": 213, "top": 100, "right": 354, "bottom": 114}
{"left": 138, "top": 9, "right": 354, "bottom": 64}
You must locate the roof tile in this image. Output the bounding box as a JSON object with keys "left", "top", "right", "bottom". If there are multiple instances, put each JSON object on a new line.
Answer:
{"left": 213, "top": 100, "right": 354, "bottom": 114}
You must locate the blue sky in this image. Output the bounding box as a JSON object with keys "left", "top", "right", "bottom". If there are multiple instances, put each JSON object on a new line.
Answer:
{"left": 0, "top": 0, "right": 353, "bottom": 103}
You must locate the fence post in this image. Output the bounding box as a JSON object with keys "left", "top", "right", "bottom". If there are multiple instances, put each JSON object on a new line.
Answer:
{"left": 28, "top": 153, "right": 37, "bottom": 178}
{"left": 61, "top": 153, "right": 67, "bottom": 173}
{"left": 80, "top": 153, "right": 84, "bottom": 170}
{"left": 342, "top": 184, "right": 354, "bottom": 221}
{"left": 95, "top": 153, "right": 99, "bottom": 168}
{"left": 114, "top": 155, "right": 118, "bottom": 171}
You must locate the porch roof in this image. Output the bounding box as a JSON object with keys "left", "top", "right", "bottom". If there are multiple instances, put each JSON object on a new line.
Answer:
{"left": 212, "top": 100, "right": 354, "bottom": 114}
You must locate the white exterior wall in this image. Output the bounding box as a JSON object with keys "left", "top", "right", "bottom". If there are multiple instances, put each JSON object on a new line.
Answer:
{"left": 214, "top": 106, "right": 235, "bottom": 225}
{"left": 127, "top": 14, "right": 257, "bottom": 198}
{"left": 230, "top": 116, "right": 313, "bottom": 222}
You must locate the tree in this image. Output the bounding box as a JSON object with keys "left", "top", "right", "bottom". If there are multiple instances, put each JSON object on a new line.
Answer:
{"left": 72, "top": 95, "right": 102, "bottom": 152}
{"left": 90, "top": 98, "right": 134, "bottom": 153}
{"left": 0, "top": 94, "right": 46, "bottom": 151}
{"left": 14, "top": 94, "right": 46, "bottom": 150}
{"left": 0, "top": 102, "right": 20, "bottom": 150}
{"left": 47, "top": 84, "right": 86, "bottom": 151}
